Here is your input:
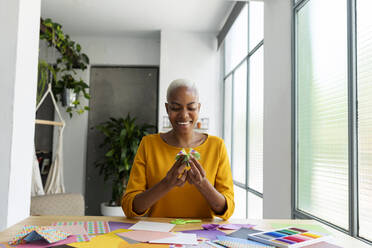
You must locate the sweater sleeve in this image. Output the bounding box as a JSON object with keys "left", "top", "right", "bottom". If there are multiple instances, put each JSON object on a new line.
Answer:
{"left": 121, "top": 136, "right": 150, "bottom": 217}
{"left": 211, "top": 139, "right": 235, "bottom": 220}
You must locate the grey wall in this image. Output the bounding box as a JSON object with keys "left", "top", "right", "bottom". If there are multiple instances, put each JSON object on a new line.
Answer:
{"left": 263, "top": 0, "right": 292, "bottom": 218}
{"left": 85, "top": 67, "right": 158, "bottom": 215}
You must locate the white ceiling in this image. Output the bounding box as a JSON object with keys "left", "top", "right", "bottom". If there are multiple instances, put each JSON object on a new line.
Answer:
{"left": 41, "top": 0, "right": 235, "bottom": 36}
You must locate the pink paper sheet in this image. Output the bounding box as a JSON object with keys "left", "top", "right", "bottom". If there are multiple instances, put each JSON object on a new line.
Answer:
{"left": 116, "top": 230, "right": 175, "bottom": 242}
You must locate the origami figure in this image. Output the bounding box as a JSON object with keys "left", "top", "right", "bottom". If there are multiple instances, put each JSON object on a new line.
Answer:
{"left": 175, "top": 148, "right": 201, "bottom": 168}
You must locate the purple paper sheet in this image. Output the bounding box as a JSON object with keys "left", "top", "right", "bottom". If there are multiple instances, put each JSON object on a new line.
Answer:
{"left": 108, "top": 221, "right": 134, "bottom": 231}
{"left": 218, "top": 224, "right": 255, "bottom": 230}
{"left": 15, "top": 235, "right": 77, "bottom": 248}
{"left": 202, "top": 223, "right": 255, "bottom": 230}
{"left": 181, "top": 229, "right": 226, "bottom": 241}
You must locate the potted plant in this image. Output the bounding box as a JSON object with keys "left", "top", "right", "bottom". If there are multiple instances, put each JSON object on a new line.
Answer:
{"left": 96, "top": 114, "right": 155, "bottom": 216}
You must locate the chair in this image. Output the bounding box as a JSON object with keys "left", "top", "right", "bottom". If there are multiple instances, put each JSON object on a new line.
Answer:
{"left": 30, "top": 193, "right": 85, "bottom": 216}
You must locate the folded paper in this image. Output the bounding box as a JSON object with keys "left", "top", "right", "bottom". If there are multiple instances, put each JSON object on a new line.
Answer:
{"left": 10, "top": 226, "right": 70, "bottom": 245}
{"left": 175, "top": 149, "right": 200, "bottom": 167}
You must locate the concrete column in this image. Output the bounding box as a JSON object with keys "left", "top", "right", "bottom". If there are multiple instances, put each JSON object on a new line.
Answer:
{"left": 0, "top": 0, "right": 41, "bottom": 230}
{"left": 263, "top": 0, "right": 292, "bottom": 218}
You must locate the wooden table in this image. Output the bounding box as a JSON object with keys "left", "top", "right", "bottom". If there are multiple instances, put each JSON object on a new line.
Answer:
{"left": 0, "top": 216, "right": 370, "bottom": 247}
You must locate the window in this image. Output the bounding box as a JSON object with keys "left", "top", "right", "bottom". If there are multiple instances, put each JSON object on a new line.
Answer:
{"left": 356, "top": 0, "right": 372, "bottom": 241}
{"left": 294, "top": 0, "right": 372, "bottom": 243}
{"left": 223, "top": 1, "right": 264, "bottom": 219}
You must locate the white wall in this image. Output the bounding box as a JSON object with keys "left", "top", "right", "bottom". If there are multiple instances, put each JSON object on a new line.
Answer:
{"left": 40, "top": 34, "right": 161, "bottom": 195}
{"left": 263, "top": 0, "right": 292, "bottom": 218}
{"left": 0, "top": 0, "right": 40, "bottom": 230}
{"left": 159, "top": 30, "right": 222, "bottom": 137}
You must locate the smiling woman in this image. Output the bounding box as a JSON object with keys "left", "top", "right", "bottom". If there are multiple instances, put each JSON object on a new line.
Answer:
{"left": 121, "top": 79, "right": 235, "bottom": 220}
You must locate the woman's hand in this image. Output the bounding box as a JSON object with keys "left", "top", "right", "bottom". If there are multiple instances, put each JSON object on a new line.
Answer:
{"left": 163, "top": 156, "right": 188, "bottom": 188}
{"left": 186, "top": 155, "right": 227, "bottom": 215}
{"left": 132, "top": 156, "right": 188, "bottom": 215}
{"left": 186, "top": 155, "right": 207, "bottom": 187}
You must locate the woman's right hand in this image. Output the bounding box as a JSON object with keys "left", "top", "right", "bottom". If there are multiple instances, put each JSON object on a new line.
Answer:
{"left": 163, "top": 156, "right": 188, "bottom": 188}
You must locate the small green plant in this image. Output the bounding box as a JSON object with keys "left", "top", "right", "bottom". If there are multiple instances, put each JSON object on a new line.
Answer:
{"left": 38, "top": 18, "right": 90, "bottom": 117}
{"left": 95, "top": 114, "right": 156, "bottom": 206}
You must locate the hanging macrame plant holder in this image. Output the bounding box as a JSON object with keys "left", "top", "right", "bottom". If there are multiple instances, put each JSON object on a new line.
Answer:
{"left": 35, "top": 83, "right": 66, "bottom": 194}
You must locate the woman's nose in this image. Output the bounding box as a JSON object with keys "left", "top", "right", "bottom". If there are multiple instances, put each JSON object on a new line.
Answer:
{"left": 179, "top": 108, "right": 189, "bottom": 118}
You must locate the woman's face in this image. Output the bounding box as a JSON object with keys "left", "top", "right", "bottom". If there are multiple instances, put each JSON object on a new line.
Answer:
{"left": 166, "top": 86, "right": 200, "bottom": 135}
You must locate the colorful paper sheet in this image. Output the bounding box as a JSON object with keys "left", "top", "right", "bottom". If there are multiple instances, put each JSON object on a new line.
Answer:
{"left": 108, "top": 221, "right": 134, "bottom": 231}
{"left": 149, "top": 233, "right": 198, "bottom": 245}
{"left": 216, "top": 235, "right": 273, "bottom": 247}
{"left": 10, "top": 226, "right": 70, "bottom": 245}
{"left": 302, "top": 241, "right": 342, "bottom": 248}
{"left": 52, "top": 225, "right": 90, "bottom": 242}
{"left": 181, "top": 229, "right": 226, "bottom": 240}
{"left": 116, "top": 234, "right": 140, "bottom": 244}
{"left": 116, "top": 230, "right": 175, "bottom": 242}
{"left": 129, "top": 221, "right": 175, "bottom": 232}
{"left": 68, "top": 229, "right": 131, "bottom": 248}
{"left": 15, "top": 235, "right": 77, "bottom": 248}
{"left": 228, "top": 228, "right": 263, "bottom": 239}
{"left": 52, "top": 221, "right": 110, "bottom": 234}
{"left": 269, "top": 223, "right": 331, "bottom": 234}
{"left": 202, "top": 223, "right": 255, "bottom": 230}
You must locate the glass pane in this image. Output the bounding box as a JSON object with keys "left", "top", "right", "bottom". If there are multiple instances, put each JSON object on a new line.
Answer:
{"left": 232, "top": 61, "right": 247, "bottom": 185}
{"left": 248, "top": 47, "right": 263, "bottom": 193}
{"left": 296, "top": 0, "right": 349, "bottom": 229}
{"left": 224, "top": 76, "right": 233, "bottom": 160}
{"left": 249, "top": 1, "right": 264, "bottom": 51}
{"left": 357, "top": 0, "right": 372, "bottom": 241}
{"left": 225, "top": 4, "right": 248, "bottom": 75}
{"left": 247, "top": 192, "right": 263, "bottom": 219}
{"left": 231, "top": 185, "right": 246, "bottom": 219}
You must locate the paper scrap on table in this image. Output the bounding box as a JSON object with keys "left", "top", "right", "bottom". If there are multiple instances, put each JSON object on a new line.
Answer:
{"left": 302, "top": 241, "right": 342, "bottom": 248}
{"left": 216, "top": 235, "right": 271, "bottom": 247}
{"left": 149, "top": 233, "right": 198, "bottom": 245}
{"left": 116, "top": 234, "right": 140, "bottom": 244}
{"left": 108, "top": 221, "right": 134, "bottom": 231}
{"left": 13, "top": 235, "right": 77, "bottom": 248}
{"left": 202, "top": 223, "right": 255, "bottom": 230}
{"left": 9, "top": 226, "right": 70, "bottom": 245}
{"left": 68, "top": 229, "right": 131, "bottom": 248}
{"left": 129, "top": 221, "right": 175, "bottom": 232}
{"left": 51, "top": 221, "right": 110, "bottom": 234}
{"left": 52, "top": 225, "right": 90, "bottom": 242}
{"left": 269, "top": 223, "right": 331, "bottom": 234}
{"left": 227, "top": 227, "right": 262, "bottom": 239}
{"left": 181, "top": 229, "right": 226, "bottom": 240}
{"left": 53, "top": 225, "right": 88, "bottom": 235}
{"left": 116, "top": 230, "right": 175, "bottom": 242}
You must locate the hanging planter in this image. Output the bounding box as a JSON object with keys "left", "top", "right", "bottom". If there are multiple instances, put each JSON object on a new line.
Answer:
{"left": 38, "top": 18, "right": 91, "bottom": 117}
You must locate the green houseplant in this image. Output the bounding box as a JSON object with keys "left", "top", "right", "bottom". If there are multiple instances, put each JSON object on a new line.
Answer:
{"left": 95, "top": 114, "right": 155, "bottom": 208}
{"left": 38, "top": 18, "right": 90, "bottom": 117}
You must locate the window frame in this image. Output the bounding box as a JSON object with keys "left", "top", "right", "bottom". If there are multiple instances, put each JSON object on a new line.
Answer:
{"left": 223, "top": 1, "right": 264, "bottom": 219}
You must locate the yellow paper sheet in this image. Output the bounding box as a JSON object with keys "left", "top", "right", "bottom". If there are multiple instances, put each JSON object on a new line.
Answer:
{"left": 69, "top": 228, "right": 131, "bottom": 248}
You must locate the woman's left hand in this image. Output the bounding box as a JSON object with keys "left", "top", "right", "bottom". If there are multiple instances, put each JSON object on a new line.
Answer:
{"left": 187, "top": 155, "right": 207, "bottom": 187}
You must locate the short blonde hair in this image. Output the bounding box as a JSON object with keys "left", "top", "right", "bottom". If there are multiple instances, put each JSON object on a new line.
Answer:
{"left": 166, "top": 79, "right": 199, "bottom": 102}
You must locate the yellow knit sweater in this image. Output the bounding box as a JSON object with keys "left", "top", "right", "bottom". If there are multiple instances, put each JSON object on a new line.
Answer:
{"left": 121, "top": 133, "right": 234, "bottom": 220}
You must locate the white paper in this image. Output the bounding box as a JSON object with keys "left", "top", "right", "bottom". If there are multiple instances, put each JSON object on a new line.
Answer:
{"left": 129, "top": 221, "right": 175, "bottom": 232}
{"left": 149, "top": 233, "right": 198, "bottom": 245}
